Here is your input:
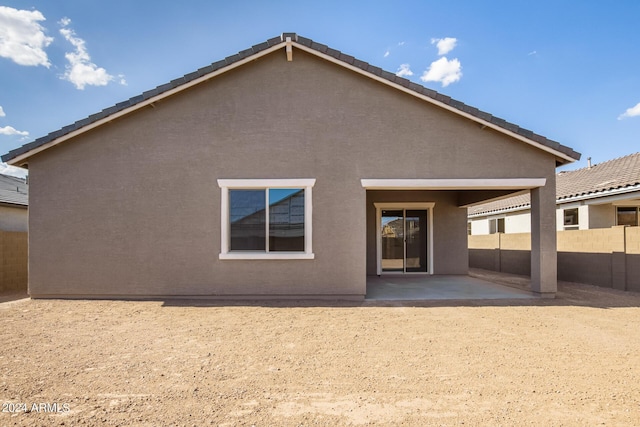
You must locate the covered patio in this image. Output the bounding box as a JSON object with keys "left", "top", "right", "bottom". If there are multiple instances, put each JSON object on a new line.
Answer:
{"left": 364, "top": 178, "right": 559, "bottom": 298}
{"left": 366, "top": 272, "right": 534, "bottom": 300}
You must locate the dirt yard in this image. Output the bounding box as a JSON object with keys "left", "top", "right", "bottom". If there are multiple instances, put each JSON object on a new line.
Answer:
{"left": 2, "top": 279, "right": 640, "bottom": 426}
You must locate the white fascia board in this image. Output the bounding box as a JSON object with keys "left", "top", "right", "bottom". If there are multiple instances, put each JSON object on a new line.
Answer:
{"left": 556, "top": 185, "right": 640, "bottom": 206}
{"left": 361, "top": 178, "right": 546, "bottom": 190}
{"left": 8, "top": 42, "right": 287, "bottom": 166}
{"left": 292, "top": 42, "right": 576, "bottom": 165}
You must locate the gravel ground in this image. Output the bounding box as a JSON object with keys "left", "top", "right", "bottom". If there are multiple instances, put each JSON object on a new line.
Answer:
{"left": 1, "top": 277, "right": 640, "bottom": 426}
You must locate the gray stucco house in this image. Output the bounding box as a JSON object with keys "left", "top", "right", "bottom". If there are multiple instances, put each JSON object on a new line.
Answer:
{"left": 2, "top": 33, "right": 580, "bottom": 299}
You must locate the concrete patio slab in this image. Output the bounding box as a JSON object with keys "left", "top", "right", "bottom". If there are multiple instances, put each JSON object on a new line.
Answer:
{"left": 366, "top": 275, "right": 535, "bottom": 300}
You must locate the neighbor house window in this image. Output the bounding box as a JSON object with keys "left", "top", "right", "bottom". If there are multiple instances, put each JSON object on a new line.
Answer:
{"left": 563, "top": 208, "right": 579, "bottom": 230}
{"left": 218, "top": 179, "right": 315, "bottom": 259}
{"left": 467, "top": 222, "right": 472, "bottom": 236}
{"left": 489, "top": 218, "right": 505, "bottom": 234}
{"left": 617, "top": 207, "right": 639, "bottom": 226}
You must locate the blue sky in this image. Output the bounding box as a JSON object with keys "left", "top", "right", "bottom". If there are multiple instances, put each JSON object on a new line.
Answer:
{"left": 1, "top": 1, "right": 639, "bottom": 177}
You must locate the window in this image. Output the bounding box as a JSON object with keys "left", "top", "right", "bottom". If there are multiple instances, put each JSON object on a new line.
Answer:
{"left": 617, "top": 207, "right": 639, "bottom": 226}
{"left": 489, "top": 217, "right": 505, "bottom": 234}
{"left": 467, "top": 221, "right": 472, "bottom": 236}
{"left": 563, "top": 208, "right": 579, "bottom": 230}
{"left": 218, "top": 179, "right": 315, "bottom": 259}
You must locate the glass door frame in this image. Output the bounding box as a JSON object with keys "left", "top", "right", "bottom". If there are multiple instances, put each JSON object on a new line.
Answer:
{"left": 374, "top": 202, "right": 435, "bottom": 275}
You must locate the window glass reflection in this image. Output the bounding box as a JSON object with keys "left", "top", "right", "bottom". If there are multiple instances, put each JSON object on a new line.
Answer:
{"left": 229, "top": 190, "right": 265, "bottom": 250}
{"left": 269, "top": 189, "right": 304, "bottom": 251}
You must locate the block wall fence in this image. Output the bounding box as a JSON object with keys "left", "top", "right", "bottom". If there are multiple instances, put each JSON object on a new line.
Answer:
{"left": 469, "top": 226, "right": 640, "bottom": 292}
{"left": 0, "top": 231, "right": 28, "bottom": 293}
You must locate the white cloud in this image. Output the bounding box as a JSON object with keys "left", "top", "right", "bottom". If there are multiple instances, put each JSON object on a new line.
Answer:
{"left": 395, "top": 63, "right": 413, "bottom": 77}
{"left": 420, "top": 57, "right": 462, "bottom": 87}
{"left": 398, "top": 41, "right": 405, "bottom": 46}
{"left": 0, "top": 105, "right": 28, "bottom": 137}
{"left": 528, "top": 50, "right": 537, "bottom": 56}
{"left": 0, "top": 6, "right": 53, "bottom": 67}
{"left": 431, "top": 37, "right": 457, "bottom": 56}
{"left": 59, "top": 18, "right": 115, "bottom": 90}
{"left": 618, "top": 102, "right": 640, "bottom": 120}
{"left": 0, "top": 162, "right": 28, "bottom": 179}
{"left": 0, "top": 125, "right": 29, "bottom": 136}
{"left": 383, "top": 50, "right": 390, "bottom": 58}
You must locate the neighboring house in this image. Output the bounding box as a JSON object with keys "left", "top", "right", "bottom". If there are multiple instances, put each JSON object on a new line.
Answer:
{"left": 0, "top": 173, "right": 28, "bottom": 232}
{"left": 2, "top": 33, "right": 580, "bottom": 299}
{"left": 0, "top": 173, "right": 28, "bottom": 293}
{"left": 468, "top": 152, "right": 640, "bottom": 234}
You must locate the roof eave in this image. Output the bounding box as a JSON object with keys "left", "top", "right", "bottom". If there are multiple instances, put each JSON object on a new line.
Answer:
{"left": 291, "top": 42, "right": 579, "bottom": 165}
{"left": 557, "top": 184, "right": 640, "bottom": 205}
{"left": 5, "top": 41, "right": 288, "bottom": 166}
{"left": 0, "top": 201, "right": 28, "bottom": 208}
{"left": 5, "top": 33, "right": 580, "bottom": 166}
{"left": 468, "top": 204, "right": 532, "bottom": 217}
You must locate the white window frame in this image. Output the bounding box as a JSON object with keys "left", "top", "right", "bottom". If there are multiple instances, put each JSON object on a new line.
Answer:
{"left": 218, "top": 179, "right": 315, "bottom": 260}
{"left": 563, "top": 207, "right": 579, "bottom": 230}
{"left": 489, "top": 216, "right": 506, "bottom": 234}
{"left": 616, "top": 206, "right": 640, "bottom": 226}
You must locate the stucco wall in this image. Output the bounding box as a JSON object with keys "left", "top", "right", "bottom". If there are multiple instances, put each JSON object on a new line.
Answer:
{"left": 470, "top": 211, "right": 532, "bottom": 235}
{"left": 506, "top": 212, "right": 531, "bottom": 233}
{"left": 588, "top": 204, "right": 614, "bottom": 229}
{"left": 468, "top": 232, "right": 531, "bottom": 276}
{"left": 26, "top": 48, "right": 559, "bottom": 298}
{"left": 469, "top": 226, "right": 640, "bottom": 291}
{"left": 0, "top": 230, "right": 28, "bottom": 292}
{"left": 470, "top": 218, "right": 489, "bottom": 235}
{"left": 0, "top": 205, "right": 28, "bottom": 232}
{"left": 627, "top": 227, "right": 640, "bottom": 292}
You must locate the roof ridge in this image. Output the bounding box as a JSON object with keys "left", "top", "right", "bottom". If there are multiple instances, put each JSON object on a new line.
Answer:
{"left": 0, "top": 172, "right": 27, "bottom": 183}
{"left": 563, "top": 151, "right": 640, "bottom": 174}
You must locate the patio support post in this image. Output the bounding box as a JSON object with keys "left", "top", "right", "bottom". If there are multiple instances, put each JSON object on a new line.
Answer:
{"left": 530, "top": 184, "right": 557, "bottom": 297}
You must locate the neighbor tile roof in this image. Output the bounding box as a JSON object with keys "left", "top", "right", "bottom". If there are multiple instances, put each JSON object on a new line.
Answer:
{"left": 2, "top": 33, "right": 581, "bottom": 164}
{"left": 0, "top": 173, "right": 28, "bottom": 207}
{"left": 468, "top": 193, "right": 532, "bottom": 216}
{"left": 468, "top": 152, "right": 640, "bottom": 215}
{"left": 556, "top": 152, "right": 640, "bottom": 200}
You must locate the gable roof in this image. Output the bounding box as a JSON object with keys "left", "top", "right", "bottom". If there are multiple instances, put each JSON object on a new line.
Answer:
{"left": 0, "top": 173, "right": 28, "bottom": 207}
{"left": 556, "top": 152, "right": 640, "bottom": 202}
{"left": 469, "top": 152, "right": 640, "bottom": 216}
{"left": 2, "top": 33, "right": 581, "bottom": 167}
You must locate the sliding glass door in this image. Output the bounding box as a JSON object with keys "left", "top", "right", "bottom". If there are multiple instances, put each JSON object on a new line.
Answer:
{"left": 380, "top": 209, "right": 428, "bottom": 273}
{"left": 381, "top": 210, "right": 404, "bottom": 272}
{"left": 405, "top": 210, "right": 428, "bottom": 273}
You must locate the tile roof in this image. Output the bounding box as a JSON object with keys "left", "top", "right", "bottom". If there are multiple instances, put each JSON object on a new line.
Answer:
{"left": 2, "top": 32, "right": 580, "bottom": 165}
{"left": 468, "top": 152, "right": 640, "bottom": 215}
{"left": 468, "top": 193, "right": 532, "bottom": 216}
{"left": 0, "top": 173, "right": 28, "bottom": 207}
{"left": 556, "top": 152, "right": 640, "bottom": 200}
